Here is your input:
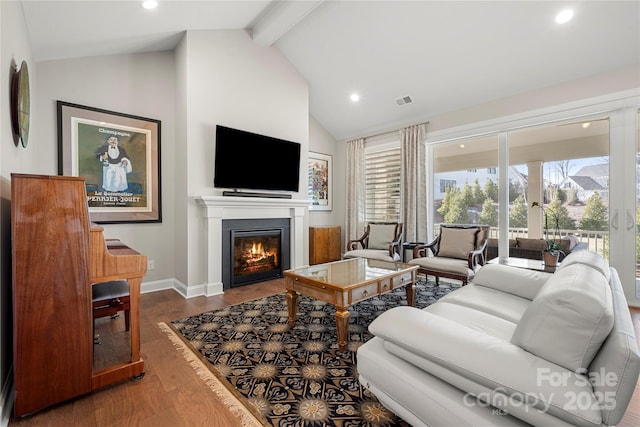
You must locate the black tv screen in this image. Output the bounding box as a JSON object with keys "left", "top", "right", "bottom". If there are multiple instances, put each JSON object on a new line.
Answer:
{"left": 214, "top": 125, "right": 301, "bottom": 192}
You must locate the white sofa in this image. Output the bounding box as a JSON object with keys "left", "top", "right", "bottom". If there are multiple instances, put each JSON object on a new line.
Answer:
{"left": 357, "top": 251, "right": 640, "bottom": 426}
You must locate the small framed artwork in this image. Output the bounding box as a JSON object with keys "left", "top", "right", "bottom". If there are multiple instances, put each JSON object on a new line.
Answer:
{"left": 57, "top": 101, "right": 162, "bottom": 223}
{"left": 308, "top": 151, "right": 332, "bottom": 211}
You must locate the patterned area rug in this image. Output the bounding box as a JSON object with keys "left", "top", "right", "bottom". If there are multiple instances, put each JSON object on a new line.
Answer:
{"left": 161, "top": 279, "right": 459, "bottom": 426}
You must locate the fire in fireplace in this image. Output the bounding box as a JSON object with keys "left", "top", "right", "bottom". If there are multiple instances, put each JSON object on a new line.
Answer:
{"left": 222, "top": 218, "right": 290, "bottom": 289}
{"left": 234, "top": 233, "right": 280, "bottom": 276}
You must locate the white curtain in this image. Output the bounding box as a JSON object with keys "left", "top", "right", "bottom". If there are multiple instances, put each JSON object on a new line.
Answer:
{"left": 400, "top": 124, "right": 427, "bottom": 243}
{"left": 345, "top": 138, "right": 365, "bottom": 247}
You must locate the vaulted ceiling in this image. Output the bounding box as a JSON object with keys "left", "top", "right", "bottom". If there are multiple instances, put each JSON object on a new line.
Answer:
{"left": 21, "top": 1, "right": 640, "bottom": 140}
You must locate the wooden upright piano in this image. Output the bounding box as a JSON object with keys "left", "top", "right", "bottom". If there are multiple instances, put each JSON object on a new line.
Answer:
{"left": 11, "top": 173, "right": 147, "bottom": 417}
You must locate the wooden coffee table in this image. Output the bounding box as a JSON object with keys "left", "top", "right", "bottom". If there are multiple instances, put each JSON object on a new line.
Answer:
{"left": 284, "top": 258, "right": 418, "bottom": 352}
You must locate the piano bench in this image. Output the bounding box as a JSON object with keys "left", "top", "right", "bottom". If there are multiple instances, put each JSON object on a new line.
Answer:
{"left": 92, "top": 280, "right": 130, "bottom": 331}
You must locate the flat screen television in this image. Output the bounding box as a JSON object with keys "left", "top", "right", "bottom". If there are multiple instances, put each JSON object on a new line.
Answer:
{"left": 214, "top": 125, "right": 301, "bottom": 193}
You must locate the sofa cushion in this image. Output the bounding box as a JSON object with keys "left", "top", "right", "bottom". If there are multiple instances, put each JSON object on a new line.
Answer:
{"left": 426, "top": 300, "right": 518, "bottom": 341}
{"left": 343, "top": 248, "right": 400, "bottom": 262}
{"left": 437, "top": 227, "right": 478, "bottom": 260}
{"left": 367, "top": 223, "right": 397, "bottom": 250}
{"left": 436, "top": 283, "right": 530, "bottom": 324}
{"left": 511, "top": 263, "right": 614, "bottom": 371}
{"left": 563, "top": 235, "right": 579, "bottom": 250}
{"left": 409, "top": 257, "right": 472, "bottom": 276}
{"left": 551, "top": 238, "right": 571, "bottom": 254}
{"left": 516, "top": 237, "right": 547, "bottom": 251}
{"left": 488, "top": 238, "right": 517, "bottom": 248}
{"left": 472, "top": 263, "right": 551, "bottom": 300}
{"left": 558, "top": 249, "right": 610, "bottom": 282}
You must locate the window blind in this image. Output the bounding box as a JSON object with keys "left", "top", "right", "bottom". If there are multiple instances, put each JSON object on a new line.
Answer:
{"left": 365, "top": 147, "right": 401, "bottom": 222}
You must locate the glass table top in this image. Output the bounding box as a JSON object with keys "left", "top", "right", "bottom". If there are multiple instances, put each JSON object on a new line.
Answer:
{"left": 285, "top": 258, "right": 416, "bottom": 288}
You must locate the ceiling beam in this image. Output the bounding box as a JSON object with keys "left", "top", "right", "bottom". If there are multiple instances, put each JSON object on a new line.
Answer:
{"left": 251, "top": 0, "right": 324, "bottom": 46}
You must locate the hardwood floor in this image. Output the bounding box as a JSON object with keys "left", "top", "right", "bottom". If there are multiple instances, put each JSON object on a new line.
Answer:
{"left": 9, "top": 279, "right": 286, "bottom": 427}
{"left": 7, "top": 279, "right": 640, "bottom": 426}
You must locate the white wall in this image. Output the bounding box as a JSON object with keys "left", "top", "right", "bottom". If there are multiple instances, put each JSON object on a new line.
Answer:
{"left": 36, "top": 52, "right": 177, "bottom": 286}
{"left": 174, "top": 36, "right": 188, "bottom": 285}
{"left": 177, "top": 30, "right": 309, "bottom": 290}
{"left": 308, "top": 115, "right": 345, "bottom": 245}
{"left": 426, "top": 65, "right": 640, "bottom": 134}
{"left": 0, "top": 1, "right": 34, "bottom": 422}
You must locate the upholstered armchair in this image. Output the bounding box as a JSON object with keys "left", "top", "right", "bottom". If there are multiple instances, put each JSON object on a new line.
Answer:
{"left": 409, "top": 224, "right": 489, "bottom": 286}
{"left": 343, "top": 222, "right": 403, "bottom": 262}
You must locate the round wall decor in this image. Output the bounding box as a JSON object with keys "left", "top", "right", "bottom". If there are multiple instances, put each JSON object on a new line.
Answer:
{"left": 11, "top": 60, "right": 30, "bottom": 148}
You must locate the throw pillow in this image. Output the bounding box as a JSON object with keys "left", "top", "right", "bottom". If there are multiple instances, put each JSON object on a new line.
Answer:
{"left": 367, "top": 224, "right": 397, "bottom": 250}
{"left": 516, "top": 237, "right": 547, "bottom": 251}
{"left": 511, "top": 263, "right": 614, "bottom": 372}
{"left": 437, "top": 227, "right": 478, "bottom": 260}
{"left": 552, "top": 238, "right": 571, "bottom": 254}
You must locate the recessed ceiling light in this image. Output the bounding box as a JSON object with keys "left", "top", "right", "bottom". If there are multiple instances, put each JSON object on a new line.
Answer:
{"left": 350, "top": 93, "right": 360, "bottom": 102}
{"left": 555, "top": 9, "right": 574, "bottom": 24}
{"left": 460, "top": 144, "right": 465, "bottom": 148}
{"left": 582, "top": 122, "right": 591, "bottom": 128}
{"left": 142, "top": 0, "right": 158, "bottom": 10}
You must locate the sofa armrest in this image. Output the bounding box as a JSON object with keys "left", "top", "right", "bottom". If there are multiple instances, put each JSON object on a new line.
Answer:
{"left": 368, "top": 306, "right": 602, "bottom": 426}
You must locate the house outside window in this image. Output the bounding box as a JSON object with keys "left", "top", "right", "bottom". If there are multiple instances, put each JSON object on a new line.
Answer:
{"left": 439, "top": 179, "right": 457, "bottom": 193}
{"left": 364, "top": 146, "right": 401, "bottom": 222}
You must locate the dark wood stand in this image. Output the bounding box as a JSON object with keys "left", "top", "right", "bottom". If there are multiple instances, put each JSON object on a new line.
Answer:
{"left": 309, "top": 226, "right": 341, "bottom": 265}
{"left": 11, "top": 174, "right": 147, "bottom": 417}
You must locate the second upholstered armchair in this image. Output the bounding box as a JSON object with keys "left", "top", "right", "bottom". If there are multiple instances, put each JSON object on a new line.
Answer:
{"left": 343, "top": 222, "right": 403, "bottom": 262}
{"left": 409, "top": 224, "right": 489, "bottom": 286}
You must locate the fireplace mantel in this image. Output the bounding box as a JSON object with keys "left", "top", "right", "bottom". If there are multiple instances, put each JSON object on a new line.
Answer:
{"left": 196, "top": 195, "right": 309, "bottom": 295}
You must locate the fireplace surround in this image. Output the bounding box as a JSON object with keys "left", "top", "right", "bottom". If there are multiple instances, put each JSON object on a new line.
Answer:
{"left": 196, "top": 195, "right": 308, "bottom": 296}
{"left": 222, "top": 218, "right": 290, "bottom": 289}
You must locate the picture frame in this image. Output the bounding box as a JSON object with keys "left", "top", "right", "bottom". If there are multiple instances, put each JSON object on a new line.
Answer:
{"left": 57, "top": 101, "right": 161, "bottom": 223}
{"left": 308, "top": 151, "right": 332, "bottom": 211}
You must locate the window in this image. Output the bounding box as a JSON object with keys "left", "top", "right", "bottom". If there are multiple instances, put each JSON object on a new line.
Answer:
{"left": 439, "top": 179, "right": 457, "bottom": 193}
{"left": 433, "top": 136, "right": 500, "bottom": 235}
{"left": 365, "top": 147, "right": 401, "bottom": 222}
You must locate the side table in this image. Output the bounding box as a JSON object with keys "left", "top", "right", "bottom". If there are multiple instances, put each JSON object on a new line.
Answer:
{"left": 487, "top": 257, "right": 558, "bottom": 273}
{"left": 402, "top": 242, "right": 425, "bottom": 263}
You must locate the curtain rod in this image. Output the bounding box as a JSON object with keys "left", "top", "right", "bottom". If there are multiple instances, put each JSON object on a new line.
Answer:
{"left": 349, "top": 121, "right": 430, "bottom": 142}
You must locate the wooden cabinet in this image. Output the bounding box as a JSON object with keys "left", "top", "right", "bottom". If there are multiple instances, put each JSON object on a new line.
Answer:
{"left": 309, "top": 226, "right": 341, "bottom": 265}
{"left": 11, "top": 174, "right": 147, "bottom": 417}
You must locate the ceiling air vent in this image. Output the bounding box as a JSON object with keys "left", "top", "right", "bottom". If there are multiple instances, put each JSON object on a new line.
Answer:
{"left": 396, "top": 95, "right": 413, "bottom": 106}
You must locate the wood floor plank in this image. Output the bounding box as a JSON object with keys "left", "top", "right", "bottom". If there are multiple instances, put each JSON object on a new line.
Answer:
{"left": 8, "top": 278, "right": 640, "bottom": 426}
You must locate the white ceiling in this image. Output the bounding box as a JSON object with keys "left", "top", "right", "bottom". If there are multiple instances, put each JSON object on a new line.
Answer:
{"left": 21, "top": 0, "right": 640, "bottom": 141}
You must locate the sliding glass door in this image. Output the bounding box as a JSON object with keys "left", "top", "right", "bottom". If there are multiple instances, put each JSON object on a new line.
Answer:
{"left": 428, "top": 104, "right": 639, "bottom": 306}
{"left": 431, "top": 136, "right": 499, "bottom": 240}
{"left": 508, "top": 117, "right": 610, "bottom": 258}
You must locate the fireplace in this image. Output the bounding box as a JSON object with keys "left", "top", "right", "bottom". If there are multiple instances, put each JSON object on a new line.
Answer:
{"left": 222, "top": 218, "right": 290, "bottom": 289}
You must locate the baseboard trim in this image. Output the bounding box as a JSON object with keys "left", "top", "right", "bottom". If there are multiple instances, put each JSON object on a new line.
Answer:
{"left": 141, "top": 278, "right": 178, "bottom": 294}
{"left": 158, "top": 279, "right": 225, "bottom": 299}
